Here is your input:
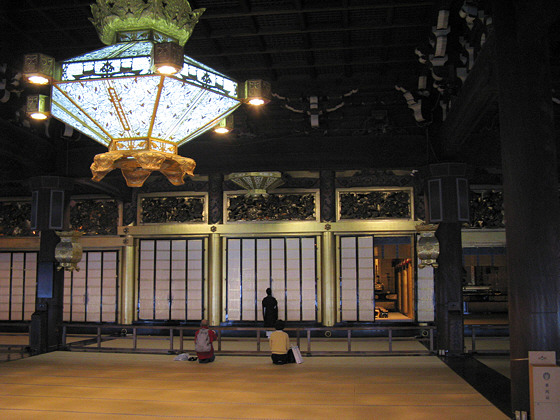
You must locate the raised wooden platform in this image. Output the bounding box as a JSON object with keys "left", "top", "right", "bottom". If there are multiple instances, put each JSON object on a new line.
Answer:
{"left": 0, "top": 351, "right": 508, "bottom": 419}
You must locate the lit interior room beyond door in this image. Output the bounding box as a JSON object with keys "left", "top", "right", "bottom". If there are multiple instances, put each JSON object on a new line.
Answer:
{"left": 340, "top": 235, "right": 414, "bottom": 322}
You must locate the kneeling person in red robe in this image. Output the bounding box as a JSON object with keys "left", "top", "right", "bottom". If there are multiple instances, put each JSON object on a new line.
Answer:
{"left": 195, "top": 319, "right": 217, "bottom": 363}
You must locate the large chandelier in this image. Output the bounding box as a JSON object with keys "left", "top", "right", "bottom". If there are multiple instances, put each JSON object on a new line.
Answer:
{"left": 23, "top": 0, "right": 256, "bottom": 187}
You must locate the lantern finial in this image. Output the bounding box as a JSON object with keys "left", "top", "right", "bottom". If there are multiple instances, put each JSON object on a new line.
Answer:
{"left": 90, "top": 0, "right": 205, "bottom": 46}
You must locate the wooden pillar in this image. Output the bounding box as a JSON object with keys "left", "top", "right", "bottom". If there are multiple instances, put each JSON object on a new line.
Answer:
{"left": 320, "top": 170, "right": 336, "bottom": 222}
{"left": 120, "top": 237, "right": 136, "bottom": 324}
{"left": 435, "top": 222, "right": 464, "bottom": 355}
{"left": 208, "top": 173, "right": 224, "bottom": 225}
{"left": 321, "top": 231, "right": 336, "bottom": 326}
{"left": 425, "top": 163, "right": 469, "bottom": 356}
{"left": 29, "top": 176, "right": 73, "bottom": 354}
{"left": 208, "top": 174, "right": 224, "bottom": 326}
{"left": 207, "top": 233, "right": 223, "bottom": 326}
{"left": 320, "top": 170, "right": 337, "bottom": 326}
{"left": 493, "top": 2, "right": 560, "bottom": 414}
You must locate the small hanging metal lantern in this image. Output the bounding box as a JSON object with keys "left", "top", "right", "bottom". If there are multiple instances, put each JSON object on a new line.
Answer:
{"left": 226, "top": 171, "right": 284, "bottom": 197}
{"left": 54, "top": 231, "right": 84, "bottom": 271}
{"left": 416, "top": 224, "right": 439, "bottom": 268}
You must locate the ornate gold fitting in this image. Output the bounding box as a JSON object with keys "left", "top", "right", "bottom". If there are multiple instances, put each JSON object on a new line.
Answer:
{"left": 91, "top": 150, "right": 196, "bottom": 187}
{"left": 416, "top": 223, "right": 440, "bottom": 268}
{"left": 55, "top": 231, "right": 84, "bottom": 272}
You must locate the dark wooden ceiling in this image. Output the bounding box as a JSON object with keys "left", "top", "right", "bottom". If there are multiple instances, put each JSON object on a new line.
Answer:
{"left": 0, "top": 0, "right": 558, "bottom": 198}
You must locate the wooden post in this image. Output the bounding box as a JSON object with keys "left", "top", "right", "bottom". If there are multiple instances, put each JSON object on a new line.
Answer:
{"left": 29, "top": 176, "right": 73, "bottom": 354}
{"left": 120, "top": 238, "right": 136, "bottom": 324}
{"left": 425, "top": 163, "right": 469, "bottom": 356}
{"left": 493, "top": 2, "right": 560, "bottom": 413}
{"left": 435, "top": 222, "right": 464, "bottom": 355}
{"left": 208, "top": 233, "right": 223, "bottom": 326}
{"left": 208, "top": 173, "right": 224, "bottom": 225}
{"left": 321, "top": 231, "right": 336, "bottom": 326}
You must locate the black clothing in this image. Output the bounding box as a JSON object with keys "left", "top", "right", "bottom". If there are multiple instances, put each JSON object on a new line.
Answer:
{"left": 262, "top": 295, "right": 278, "bottom": 327}
{"left": 271, "top": 349, "right": 295, "bottom": 365}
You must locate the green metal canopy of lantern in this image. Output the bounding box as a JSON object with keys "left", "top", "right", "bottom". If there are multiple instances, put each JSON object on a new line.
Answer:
{"left": 226, "top": 172, "right": 284, "bottom": 197}
{"left": 47, "top": 0, "right": 242, "bottom": 187}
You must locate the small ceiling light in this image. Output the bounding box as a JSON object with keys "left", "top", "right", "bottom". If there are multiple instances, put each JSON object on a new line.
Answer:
{"left": 213, "top": 115, "right": 234, "bottom": 134}
{"left": 26, "top": 94, "right": 50, "bottom": 120}
{"left": 23, "top": 53, "right": 55, "bottom": 85}
{"left": 28, "top": 76, "right": 50, "bottom": 85}
{"left": 240, "top": 79, "right": 271, "bottom": 106}
{"left": 152, "top": 42, "right": 184, "bottom": 75}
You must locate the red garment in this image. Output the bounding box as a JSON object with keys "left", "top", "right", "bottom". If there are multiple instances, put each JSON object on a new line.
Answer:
{"left": 195, "top": 327, "right": 217, "bottom": 360}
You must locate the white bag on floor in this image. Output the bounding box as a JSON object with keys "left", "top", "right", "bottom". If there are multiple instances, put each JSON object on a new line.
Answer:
{"left": 291, "top": 345, "right": 303, "bottom": 364}
{"left": 174, "top": 353, "right": 190, "bottom": 361}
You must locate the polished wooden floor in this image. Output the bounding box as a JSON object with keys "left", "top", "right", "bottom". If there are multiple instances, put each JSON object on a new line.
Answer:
{"left": 0, "top": 351, "right": 508, "bottom": 419}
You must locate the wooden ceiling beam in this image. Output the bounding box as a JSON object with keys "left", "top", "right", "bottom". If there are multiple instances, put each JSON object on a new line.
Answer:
{"left": 438, "top": 34, "right": 498, "bottom": 155}
{"left": 16, "top": 1, "right": 434, "bottom": 14}
{"left": 199, "top": 2, "right": 435, "bottom": 20}
{"left": 224, "top": 58, "right": 417, "bottom": 74}
{"left": 189, "top": 23, "right": 430, "bottom": 40}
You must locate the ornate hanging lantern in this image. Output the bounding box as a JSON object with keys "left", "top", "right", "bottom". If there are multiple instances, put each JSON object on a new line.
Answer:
{"left": 226, "top": 172, "right": 284, "bottom": 197}
{"left": 24, "top": 0, "right": 243, "bottom": 187}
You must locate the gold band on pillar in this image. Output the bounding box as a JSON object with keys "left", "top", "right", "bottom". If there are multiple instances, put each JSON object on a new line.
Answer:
{"left": 120, "top": 236, "right": 136, "bottom": 324}
{"left": 321, "top": 231, "right": 336, "bottom": 326}
{"left": 208, "top": 233, "right": 222, "bottom": 326}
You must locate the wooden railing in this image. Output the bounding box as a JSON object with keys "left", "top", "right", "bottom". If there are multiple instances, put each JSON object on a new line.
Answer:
{"left": 61, "top": 324, "right": 436, "bottom": 356}
{"left": 0, "top": 322, "right": 31, "bottom": 361}
{"left": 2, "top": 322, "right": 512, "bottom": 357}
{"left": 464, "top": 324, "right": 510, "bottom": 354}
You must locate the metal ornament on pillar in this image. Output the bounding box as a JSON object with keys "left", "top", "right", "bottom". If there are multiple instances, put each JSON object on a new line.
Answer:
{"left": 416, "top": 223, "right": 440, "bottom": 268}
{"left": 54, "top": 231, "right": 84, "bottom": 272}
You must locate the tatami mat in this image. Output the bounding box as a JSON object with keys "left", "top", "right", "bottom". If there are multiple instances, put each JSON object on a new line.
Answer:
{"left": 0, "top": 351, "right": 508, "bottom": 419}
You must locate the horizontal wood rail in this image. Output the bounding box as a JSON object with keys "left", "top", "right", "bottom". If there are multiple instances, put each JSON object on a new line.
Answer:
{"left": 61, "top": 324, "right": 436, "bottom": 356}
{"left": 464, "top": 324, "right": 510, "bottom": 354}
{"left": 0, "top": 323, "right": 31, "bottom": 361}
